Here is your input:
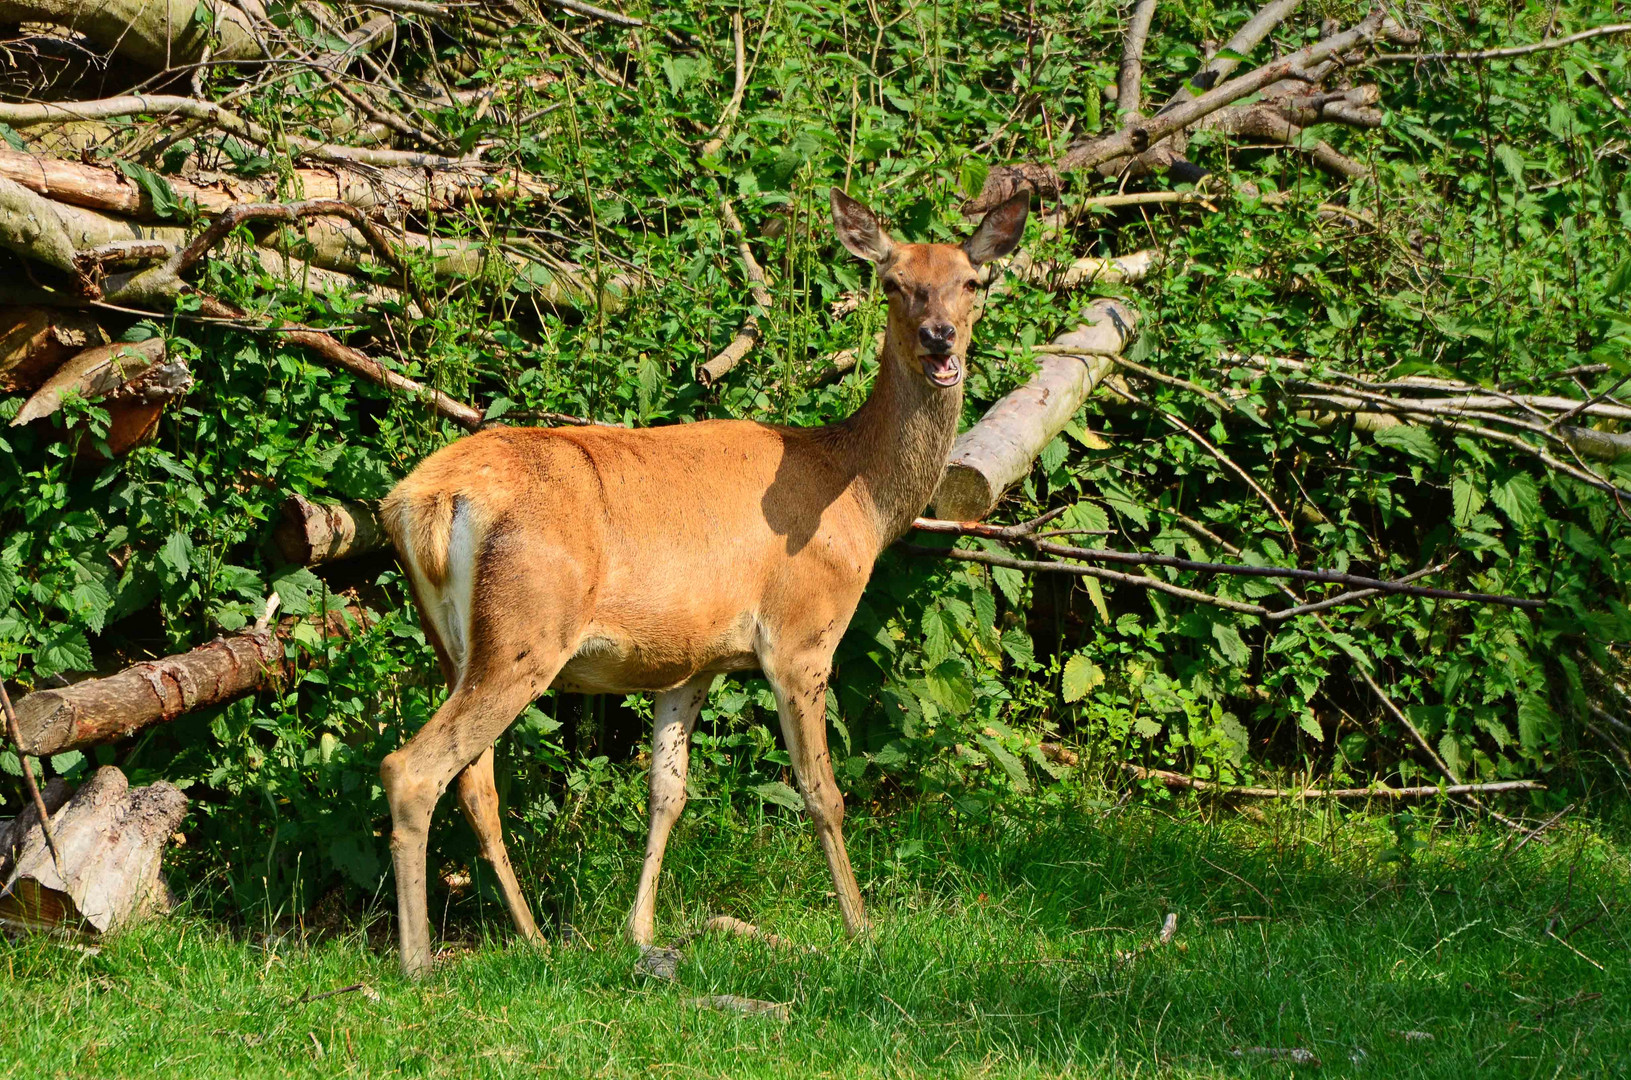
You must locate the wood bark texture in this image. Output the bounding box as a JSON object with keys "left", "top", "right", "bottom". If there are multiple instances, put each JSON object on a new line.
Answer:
{"left": 1, "top": 306, "right": 105, "bottom": 392}
{"left": 931, "top": 298, "right": 1140, "bottom": 521}
{"left": 12, "top": 630, "right": 284, "bottom": 757}
{"left": 0, "top": 767, "right": 186, "bottom": 935}
{"left": 274, "top": 495, "right": 390, "bottom": 566}
{"left": 0, "top": 777, "right": 71, "bottom": 881}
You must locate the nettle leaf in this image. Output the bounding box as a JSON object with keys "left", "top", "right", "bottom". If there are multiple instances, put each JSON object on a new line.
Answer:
{"left": 271, "top": 566, "right": 325, "bottom": 617}
{"left": 1490, "top": 473, "right": 1541, "bottom": 528}
{"left": 1061, "top": 653, "right": 1104, "bottom": 702}
{"left": 1298, "top": 709, "right": 1325, "bottom": 743}
{"left": 1211, "top": 622, "right": 1251, "bottom": 665}
{"left": 959, "top": 157, "right": 989, "bottom": 200}
{"left": 117, "top": 160, "right": 181, "bottom": 219}
{"left": 1082, "top": 576, "right": 1110, "bottom": 624}
{"left": 1373, "top": 424, "right": 1440, "bottom": 464}
{"left": 1000, "top": 627, "right": 1034, "bottom": 668}
{"left": 750, "top": 781, "right": 805, "bottom": 811}
{"left": 1452, "top": 476, "right": 1485, "bottom": 527}
{"left": 36, "top": 627, "right": 93, "bottom": 679}
{"left": 158, "top": 531, "right": 194, "bottom": 579}
{"left": 1493, "top": 143, "right": 1525, "bottom": 186}
{"left": 1061, "top": 500, "right": 1109, "bottom": 536}
{"left": 1038, "top": 436, "right": 1069, "bottom": 475}
{"left": 0, "top": 123, "right": 25, "bottom": 151}
{"left": 922, "top": 605, "right": 954, "bottom": 665}
{"left": 976, "top": 735, "right": 1031, "bottom": 793}
{"left": 1517, "top": 697, "right": 1559, "bottom": 750}
{"left": 923, "top": 659, "right": 973, "bottom": 713}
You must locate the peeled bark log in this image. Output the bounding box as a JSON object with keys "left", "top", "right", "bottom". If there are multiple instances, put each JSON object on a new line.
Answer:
{"left": 0, "top": 0, "right": 266, "bottom": 69}
{"left": 1, "top": 305, "right": 106, "bottom": 392}
{"left": 0, "top": 767, "right": 186, "bottom": 935}
{"left": 0, "top": 777, "right": 71, "bottom": 881}
{"left": 932, "top": 298, "right": 1140, "bottom": 521}
{"left": 12, "top": 630, "right": 284, "bottom": 757}
{"left": 10, "top": 337, "right": 191, "bottom": 457}
{"left": 0, "top": 149, "right": 552, "bottom": 223}
{"left": 274, "top": 495, "right": 389, "bottom": 566}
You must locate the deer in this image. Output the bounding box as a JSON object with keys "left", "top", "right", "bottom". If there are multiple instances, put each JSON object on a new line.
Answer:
{"left": 376, "top": 188, "right": 1029, "bottom": 976}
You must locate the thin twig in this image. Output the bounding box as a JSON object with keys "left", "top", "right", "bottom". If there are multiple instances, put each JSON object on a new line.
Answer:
{"left": 1124, "top": 763, "right": 1545, "bottom": 799}
{"left": 1, "top": 679, "right": 66, "bottom": 879}
{"left": 1375, "top": 23, "right": 1631, "bottom": 63}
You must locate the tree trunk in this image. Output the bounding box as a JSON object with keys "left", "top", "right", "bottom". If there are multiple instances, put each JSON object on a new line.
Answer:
{"left": 274, "top": 495, "right": 390, "bottom": 566}
{"left": 0, "top": 0, "right": 266, "bottom": 70}
{"left": 11, "top": 630, "right": 284, "bottom": 757}
{"left": 932, "top": 298, "right": 1140, "bottom": 521}
{"left": 0, "top": 777, "right": 71, "bottom": 881}
{"left": 0, "top": 767, "right": 186, "bottom": 935}
{"left": 1, "top": 306, "right": 106, "bottom": 392}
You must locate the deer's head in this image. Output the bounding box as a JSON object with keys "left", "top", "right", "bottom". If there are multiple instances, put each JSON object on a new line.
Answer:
{"left": 831, "top": 188, "right": 1029, "bottom": 390}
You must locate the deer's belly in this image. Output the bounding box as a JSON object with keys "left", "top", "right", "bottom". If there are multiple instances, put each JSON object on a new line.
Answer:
{"left": 551, "top": 615, "right": 759, "bottom": 693}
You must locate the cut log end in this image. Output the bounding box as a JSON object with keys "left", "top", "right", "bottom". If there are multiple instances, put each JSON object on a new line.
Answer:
{"left": 1, "top": 767, "right": 186, "bottom": 936}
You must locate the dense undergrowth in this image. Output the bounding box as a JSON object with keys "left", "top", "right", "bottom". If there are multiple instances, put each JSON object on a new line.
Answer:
{"left": 1, "top": 0, "right": 1629, "bottom": 918}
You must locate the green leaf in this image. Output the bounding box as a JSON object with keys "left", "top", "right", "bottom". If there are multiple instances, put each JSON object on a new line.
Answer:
{"left": 1606, "top": 256, "right": 1631, "bottom": 300}
{"left": 159, "top": 531, "right": 194, "bottom": 579}
{"left": 922, "top": 606, "right": 954, "bottom": 665}
{"left": 750, "top": 780, "right": 805, "bottom": 811}
{"left": 1493, "top": 143, "right": 1525, "bottom": 186}
{"left": 1000, "top": 627, "right": 1034, "bottom": 668}
{"left": 1211, "top": 622, "right": 1251, "bottom": 666}
{"left": 1490, "top": 473, "right": 1541, "bottom": 527}
{"left": 1082, "top": 576, "right": 1110, "bottom": 624}
{"left": 49, "top": 749, "right": 85, "bottom": 775}
{"left": 976, "top": 735, "right": 1031, "bottom": 793}
{"left": 117, "top": 160, "right": 181, "bottom": 219}
{"left": 1517, "top": 697, "right": 1558, "bottom": 750}
{"left": 1061, "top": 653, "right": 1104, "bottom": 702}
{"left": 270, "top": 566, "right": 325, "bottom": 617}
{"left": 37, "top": 627, "right": 93, "bottom": 679}
{"left": 959, "top": 157, "right": 989, "bottom": 200}
{"left": 990, "top": 563, "right": 1024, "bottom": 607}
{"left": 1298, "top": 710, "right": 1325, "bottom": 743}
{"left": 0, "top": 123, "right": 24, "bottom": 152}
{"left": 923, "top": 659, "right": 973, "bottom": 713}
{"left": 1373, "top": 424, "right": 1440, "bottom": 464}
{"left": 1452, "top": 476, "right": 1485, "bottom": 527}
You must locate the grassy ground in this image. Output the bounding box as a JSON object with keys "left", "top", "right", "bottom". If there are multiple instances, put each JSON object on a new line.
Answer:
{"left": 3, "top": 794, "right": 1627, "bottom": 1079}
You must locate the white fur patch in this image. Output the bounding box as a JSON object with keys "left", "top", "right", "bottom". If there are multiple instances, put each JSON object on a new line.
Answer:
{"left": 440, "top": 499, "right": 477, "bottom": 680}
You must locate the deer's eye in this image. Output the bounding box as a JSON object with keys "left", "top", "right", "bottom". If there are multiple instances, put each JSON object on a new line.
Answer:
{"left": 963, "top": 278, "right": 980, "bottom": 292}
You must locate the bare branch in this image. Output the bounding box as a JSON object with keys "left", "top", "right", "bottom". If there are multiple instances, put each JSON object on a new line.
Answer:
{"left": 1123, "top": 763, "right": 1544, "bottom": 799}
{"left": 1117, "top": 0, "right": 1160, "bottom": 120}
{"left": 1375, "top": 22, "right": 1631, "bottom": 63}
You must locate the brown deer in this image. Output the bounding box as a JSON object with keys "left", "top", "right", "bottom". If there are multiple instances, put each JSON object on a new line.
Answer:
{"left": 377, "top": 188, "right": 1029, "bottom": 975}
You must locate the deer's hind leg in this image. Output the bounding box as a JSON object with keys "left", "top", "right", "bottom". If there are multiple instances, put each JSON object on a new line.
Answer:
{"left": 408, "top": 595, "right": 543, "bottom": 946}
{"left": 456, "top": 746, "right": 541, "bottom": 943}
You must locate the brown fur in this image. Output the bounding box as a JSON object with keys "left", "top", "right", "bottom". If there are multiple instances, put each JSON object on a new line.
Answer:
{"left": 378, "top": 190, "right": 1029, "bottom": 975}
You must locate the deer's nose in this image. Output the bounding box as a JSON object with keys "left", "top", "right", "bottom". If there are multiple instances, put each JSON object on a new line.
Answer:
{"left": 918, "top": 322, "right": 956, "bottom": 353}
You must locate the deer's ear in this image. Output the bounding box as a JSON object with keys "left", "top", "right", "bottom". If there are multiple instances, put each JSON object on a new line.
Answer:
{"left": 963, "top": 191, "right": 1030, "bottom": 266}
{"left": 830, "top": 188, "right": 895, "bottom": 263}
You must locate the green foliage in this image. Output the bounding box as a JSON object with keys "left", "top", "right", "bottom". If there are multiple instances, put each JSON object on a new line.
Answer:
{"left": 1, "top": 0, "right": 1629, "bottom": 920}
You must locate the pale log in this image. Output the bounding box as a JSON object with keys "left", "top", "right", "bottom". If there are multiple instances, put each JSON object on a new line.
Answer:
{"left": 931, "top": 298, "right": 1140, "bottom": 521}
{"left": 0, "top": 777, "right": 71, "bottom": 881}
{"left": 0, "top": 767, "right": 186, "bottom": 935}
{"left": 0, "top": 0, "right": 263, "bottom": 70}
{"left": 274, "top": 495, "right": 390, "bottom": 566}
{"left": 11, "top": 631, "right": 283, "bottom": 757}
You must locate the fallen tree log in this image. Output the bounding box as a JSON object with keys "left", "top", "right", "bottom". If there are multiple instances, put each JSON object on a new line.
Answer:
{"left": 10, "top": 337, "right": 192, "bottom": 457}
{"left": 1, "top": 305, "right": 105, "bottom": 392}
{"left": 0, "top": 149, "right": 553, "bottom": 222}
{"left": 931, "top": 298, "right": 1140, "bottom": 521}
{"left": 274, "top": 495, "right": 390, "bottom": 566}
{"left": 0, "top": 766, "right": 186, "bottom": 935}
{"left": 0, "top": 0, "right": 265, "bottom": 70}
{"left": 11, "top": 631, "right": 285, "bottom": 758}
{"left": 10, "top": 603, "right": 369, "bottom": 757}
{"left": 0, "top": 777, "right": 71, "bottom": 882}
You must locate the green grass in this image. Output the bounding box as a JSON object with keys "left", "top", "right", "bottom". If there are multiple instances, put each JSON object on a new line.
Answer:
{"left": 4, "top": 794, "right": 1628, "bottom": 1078}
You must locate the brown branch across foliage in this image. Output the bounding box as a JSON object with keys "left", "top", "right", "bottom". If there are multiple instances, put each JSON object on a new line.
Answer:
{"left": 903, "top": 510, "right": 1545, "bottom": 618}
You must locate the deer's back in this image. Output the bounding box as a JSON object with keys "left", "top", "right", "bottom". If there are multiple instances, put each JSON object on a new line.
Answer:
{"left": 383, "top": 421, "right": 881, "bottom": 692}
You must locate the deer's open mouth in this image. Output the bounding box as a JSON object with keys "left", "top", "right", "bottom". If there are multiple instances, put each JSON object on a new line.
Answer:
{"left": 919, "top": 353, "right": 963, "bottom": 387}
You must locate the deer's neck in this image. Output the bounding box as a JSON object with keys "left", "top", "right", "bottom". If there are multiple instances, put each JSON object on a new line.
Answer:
{"left": 832, "top": 327, "right": 963, "bottom": 547}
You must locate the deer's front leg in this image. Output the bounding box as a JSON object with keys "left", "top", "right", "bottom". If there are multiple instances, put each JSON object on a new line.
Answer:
{"left": 627, "top": 674, "right": 717, "bottom": 946}
{"left": 765, "top": 656, "right": 868, "bottom": 937}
